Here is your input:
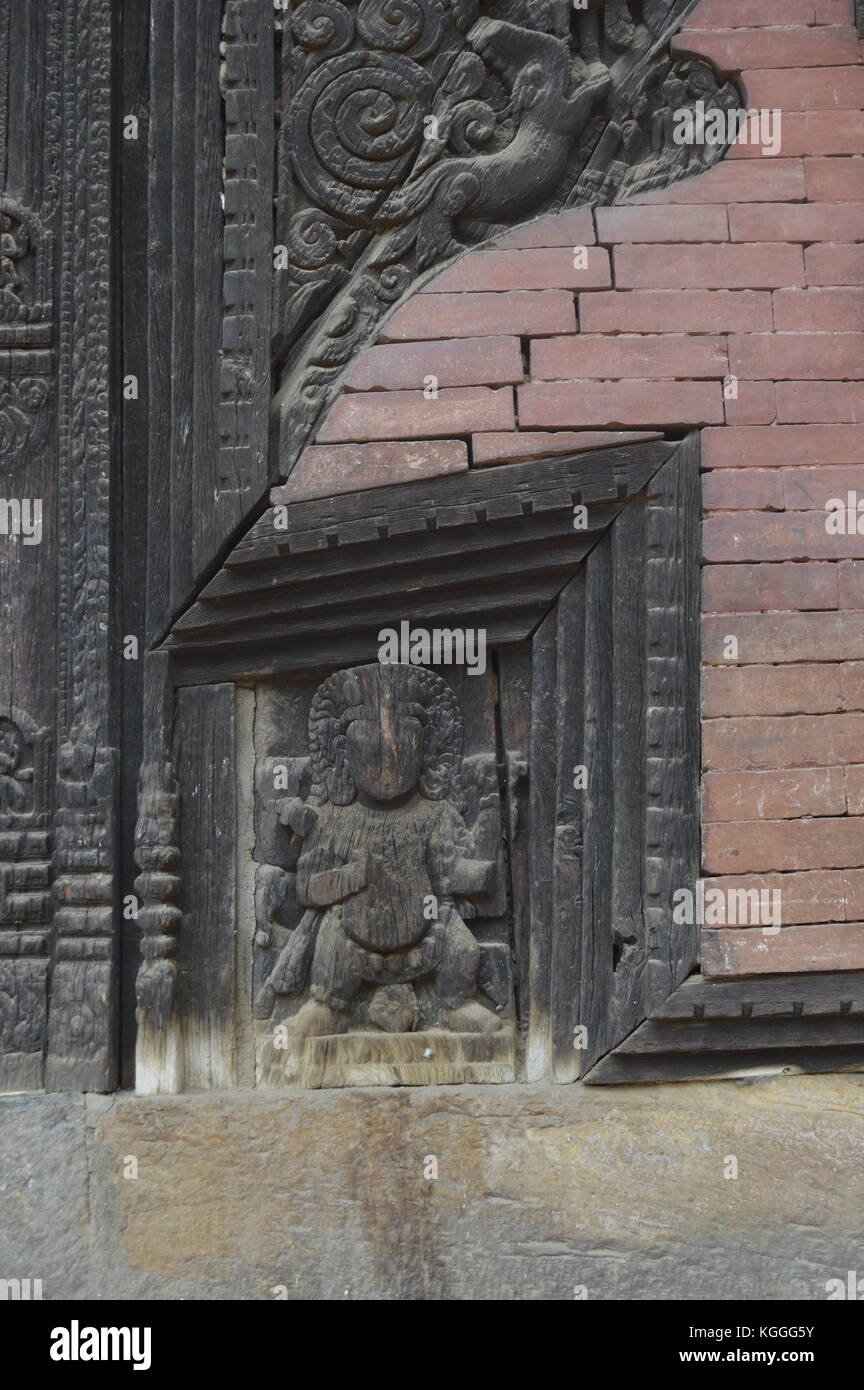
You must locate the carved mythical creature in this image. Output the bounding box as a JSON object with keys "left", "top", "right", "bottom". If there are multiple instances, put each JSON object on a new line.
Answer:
{"left": 375, "top": 17, "right": 611, "bottom": 267}
{"left": 255, "top": 664, "right": 501, "bottom": 1043}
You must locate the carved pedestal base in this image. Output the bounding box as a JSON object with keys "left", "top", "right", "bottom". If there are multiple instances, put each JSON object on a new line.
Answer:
{"left": 255, "top": 1024, "right": 516, "bottom": 1089}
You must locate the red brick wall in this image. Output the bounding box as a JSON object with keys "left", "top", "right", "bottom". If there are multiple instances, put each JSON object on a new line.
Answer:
{"left": 283, "top": 0, "right": 864, "bottom": 979}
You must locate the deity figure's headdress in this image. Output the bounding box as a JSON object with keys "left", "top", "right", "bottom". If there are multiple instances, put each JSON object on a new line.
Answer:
{"left": 307, "top": 663, "right": 463, "bottom": 807}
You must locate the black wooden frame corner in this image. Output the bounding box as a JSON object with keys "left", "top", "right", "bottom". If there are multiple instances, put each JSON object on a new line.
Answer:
{"left": 585, "top": 971, "right": 864, "bottom": 1085}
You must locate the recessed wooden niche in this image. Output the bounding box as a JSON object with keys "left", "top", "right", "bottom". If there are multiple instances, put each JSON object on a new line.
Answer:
{"left": 153, "top": 436, "right": 701, "bottom": 1088}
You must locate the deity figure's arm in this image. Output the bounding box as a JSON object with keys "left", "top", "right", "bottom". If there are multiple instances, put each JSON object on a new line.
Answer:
{"left": 275, "top": 797, "right": 369, "bottom": 906}
{"left": 303, "top": 857, "right": 369, "bottom": 908}
{"left": 449, "top": 853, "right": 496, "bottom": 898}
{"left": 428, "top": 803, "right": 496, "bottom": 902}
{"left": 296, "top": 825, "right": 369, "bottom": 908}
{"left": 277, "top": 796, "right": 317, "bottom": 837}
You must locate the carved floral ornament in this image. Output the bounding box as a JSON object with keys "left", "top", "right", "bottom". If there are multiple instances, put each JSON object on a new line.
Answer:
{"left": 270, "top": 0, "right": 740, "bottom": 472}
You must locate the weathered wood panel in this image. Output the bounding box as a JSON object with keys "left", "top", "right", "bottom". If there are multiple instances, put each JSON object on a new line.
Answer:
{"left": 133, "top": 649, "right": 182, "bottom": 1095}
{"left": 118, "top": 0, "right": 151, "bottom": 1090}
{"left": 174, "top": 683, "right": 238, "bottom": 1089}
{"left": 496, "top": 645, "right": 531, "bottom": 1038}
{"left": 587, "top": 971, "right": 864, "bottom": 1084}
{"left": 146, "top": 0, "right": 273, "bottom": 640}
{"left": 523, "top": 435, "right": 701, "bottom": 1080}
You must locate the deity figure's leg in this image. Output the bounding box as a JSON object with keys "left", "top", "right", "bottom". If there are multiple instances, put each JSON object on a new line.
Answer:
{"left": 284, "top": 909, "right": 365, "bottom": 1042}
{"left": 416, "top": 908, "right": 501, "bottom": 1033}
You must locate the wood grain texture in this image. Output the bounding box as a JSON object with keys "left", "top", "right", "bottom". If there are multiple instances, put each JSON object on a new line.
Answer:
{"left": 497, "top": 645, "right": 532, "bottom": 1040}
{"left": 522, "top": 436, "right": 701, "bottom": 1079}
{"left": 146, "top": 0, "right": 273, "bottom": 642}
{"left": 118, "top": 0, "right": 150, "bottom": 1088}
{"left": 287, "top": 1030, "right": 515, "bottom": 1089}
{"left": 642, "top": 431, "right": 702, "bottom": 1009}
{"left": 133, "top": 650, "right": 182, "bottom": 1095}
{"left": 174, "top": 683, "right": 238, "bottom": 1090}
{"left": 580, "top": 434, "right": 701, "bottom": 1073}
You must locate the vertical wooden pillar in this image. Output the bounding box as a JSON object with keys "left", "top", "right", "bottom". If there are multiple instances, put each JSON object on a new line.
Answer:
{"left": 45, "top": 0, "right": 118, "bottom": 1090}
{"left": 0, "top": 0, "right": 118, "bottom": 1092}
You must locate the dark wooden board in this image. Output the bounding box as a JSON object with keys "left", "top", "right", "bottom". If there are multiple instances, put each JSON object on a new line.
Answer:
{"left": 587, "top": 971, "right": 864, "bottom": 1084}
{"left": 118, "top": 0, "right": 151, "bottom": 1090}
{"left": 174, "top": 683, "right": 238, "bottom": 1089}
{"left": 146, "top": 0, "right": 273, "bottom": 642}
{"left": 496, "top": 646, "right": 532, "bottom": 1040}
{"left": 548, "top": 575, "right": 589, "bottom": 1083}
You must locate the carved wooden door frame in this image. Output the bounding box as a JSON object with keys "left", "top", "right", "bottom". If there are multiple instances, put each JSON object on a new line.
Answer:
{"left": 134, "top": 435, "right": 698, "bottom": 1088}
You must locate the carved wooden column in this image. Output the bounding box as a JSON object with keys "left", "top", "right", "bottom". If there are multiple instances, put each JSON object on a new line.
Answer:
{"left": 45, "top": 0, "right": 117, "bottom": 1091}
{"left": 0, "top": 0, "right": 118, "bottom": 1092}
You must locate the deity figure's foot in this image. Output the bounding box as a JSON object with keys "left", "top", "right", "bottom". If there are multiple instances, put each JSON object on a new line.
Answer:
{"left": 440, "top": 1000, "right": 502, "bottom": 1034}
{"left": 368, "top": 984, "right": 418, "bottom": 1034}
{"left": 283, "top": 998, "right": 346, "bottom": 1045}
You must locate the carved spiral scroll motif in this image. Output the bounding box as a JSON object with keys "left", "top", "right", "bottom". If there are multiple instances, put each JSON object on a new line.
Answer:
{"left": 355, "top": 0, "right": 445, "bottom": 58}
{"left": 291, "top": 0, "right": 355, "bottom": 55}
{"left": 291, "top": 52, "right": 436, "bottom": 223}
